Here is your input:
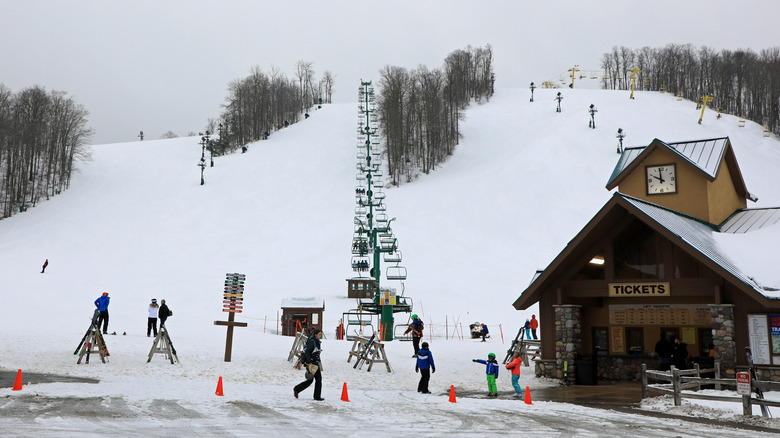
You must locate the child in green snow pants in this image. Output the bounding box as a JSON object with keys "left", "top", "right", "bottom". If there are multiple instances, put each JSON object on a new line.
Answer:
{"left": 486, "top": 374, "right": 497, "bottom": 394}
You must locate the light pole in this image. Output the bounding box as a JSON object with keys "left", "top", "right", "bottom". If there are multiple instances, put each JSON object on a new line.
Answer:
{"left": 529, "top": 82, "right": 536, "bottom": 102}
{"left": 616, "top": 128, "right": 625, "bottom": 154}
{"left": 588, "top": 104, "right": 598, "bottom": 129}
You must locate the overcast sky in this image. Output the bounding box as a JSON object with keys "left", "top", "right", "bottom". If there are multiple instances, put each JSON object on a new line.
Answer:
{"left": 2, "top": 0, "right": 779, "bottom": 145}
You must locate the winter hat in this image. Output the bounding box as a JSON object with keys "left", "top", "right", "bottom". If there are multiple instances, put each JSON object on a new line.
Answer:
{"left": 421, "top": 342, "right": 429, "bottom": 349}
{"left": 151, "top": 298, "right": 157, "bottom": 303}
{"left": 102, "top": 292, "right": 109, "bottom": 296}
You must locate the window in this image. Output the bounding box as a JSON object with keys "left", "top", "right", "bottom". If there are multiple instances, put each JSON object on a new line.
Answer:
{"left": 593, "top": 327, "right": 608, "bottom": 356}
{"left": 626, "top": 327, "right": 644, "bottom": 356}
{"left": 699, "top": 328, "right": 713, "bottom": 356}
{"left": 613, "top": 222, "right": 664, "bottom": 279}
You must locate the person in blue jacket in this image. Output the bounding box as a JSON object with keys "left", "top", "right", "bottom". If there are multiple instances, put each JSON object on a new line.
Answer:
{"left": 473, "top": 352, "right": 500, "bottom": 397}
{"left": 415, "top": 341, "right": 435, "bottom": 394}
{"left": 94, "top": 292, "right": 111, "bottom": 334}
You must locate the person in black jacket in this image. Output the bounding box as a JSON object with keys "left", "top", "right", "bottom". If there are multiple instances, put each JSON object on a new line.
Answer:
{"left": 159, "top": 299, "right": 170, "bottom": 327}
{"left": 294, "top": 329, "right": 324, "bottom": 401}
{"left": 672, "top": 336, "right": 689, "bottom": 370}
{"left": 655, "top": 334, "right": 674, "bottom": 371}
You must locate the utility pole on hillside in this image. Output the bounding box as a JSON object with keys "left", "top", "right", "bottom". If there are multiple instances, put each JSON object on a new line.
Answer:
{"left": 529, "top": 82, "right": 536, "bottom": 102}
{"left": 698, "top": 96, "right": 713, "bottom": 124}
{"left": 555, "top": 92, "right": 563, "bottom": 113}
{"left": 588, "top": 104, "right": 597, "bottom": 129}
{"left": 629, "top": 67, "right": 642, "bottom": 99}
{"left": 568, "top": 65, "right": 580, "bottom": 89}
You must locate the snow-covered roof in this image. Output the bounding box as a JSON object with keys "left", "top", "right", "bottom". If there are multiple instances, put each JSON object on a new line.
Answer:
{"left": 280, "top": 297, "right": 325, "bottom": 309}
{"left": 623, "top": 194, "right": 780, "bottom": 296}
{"left": 607, "top": 137, "right": 731, "bottom": 186}
{"left": 719, "top": 207, "right": 780, "bottom": 233}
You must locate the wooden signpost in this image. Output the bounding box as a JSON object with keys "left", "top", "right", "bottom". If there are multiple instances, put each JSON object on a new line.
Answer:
{"left": 214, "top": 273, "right": 248, "bottom": 362}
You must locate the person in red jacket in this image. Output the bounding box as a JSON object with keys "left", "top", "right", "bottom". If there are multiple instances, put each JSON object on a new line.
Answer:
{"left": 530, "top": 315, "right": 539, "bottom": 340}
{"left": 506, "top": 351, "right": 523, "bottom": 397}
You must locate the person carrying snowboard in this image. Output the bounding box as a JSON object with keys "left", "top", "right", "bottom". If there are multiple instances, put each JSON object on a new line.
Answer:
{"left": 415, "top": 341, "right": 435, "bottom": 394}
{"left": 505, "top": 351, "right": 523, "bottom": 397}
{"left": 473, "top": 352, "right": 500, "bottom": 397}
{"left": 404, "top": 314, "right": 424, "bottom": 357}
{"left": 294, "top": 328, "right": 324, "bottom": 401}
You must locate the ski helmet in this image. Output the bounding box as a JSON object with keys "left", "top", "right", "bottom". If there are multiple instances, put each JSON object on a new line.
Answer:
{"left": 102, "top": 292, "right": 109, "bottom": 296}
{"left": 412, "top": 314, "right": 418, "bottom": 319}
{"left": 488, "top": 353, "right": 496, "bottom": 358}
{"left": 421, "top": 342, "right": 429, "bottom": 349}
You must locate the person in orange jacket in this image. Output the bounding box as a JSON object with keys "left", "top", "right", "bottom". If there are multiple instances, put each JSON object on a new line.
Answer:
{"left": 505, "top": 351, "right": 523, "bottom": 397}
{"left": 529, "top": 315, "right": 539, "bottom": 340}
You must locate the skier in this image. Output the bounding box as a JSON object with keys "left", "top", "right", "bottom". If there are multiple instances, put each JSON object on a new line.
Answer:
{"left": 41, "top": 259, "right": 48, "bottom": 273}
{"left": 415, "top": 341, "right": 436, "bottom": 394}
{"left": 147, "top": 298, "right": 159, "bottom": 337}
{"left": 294, "top": 328, "right": 324, "bottom": 401}
{"left": 404, "top": 314, "right": 425, "bottom": 357}
{"left": 473, "top": 353, "right": 500, "bottom": 397}
{"left": 480, "top": 323, "right": 489, "bottom": 342}
{"left": 159, "top": 299, "right": 171, "bottom": 327}
{"left": 529, "top": 315, "right": 539, "bottom": 340}
{"left": 505, "top": 351, "right": 523, "bottom": 398}
{"left": 94, "top": 292, "right": 110, "bottom": 334}
{"left": 524, "top": 319, "right": 532, "bottom": 339}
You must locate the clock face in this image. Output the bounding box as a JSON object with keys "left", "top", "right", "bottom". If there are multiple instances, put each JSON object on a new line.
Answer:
{"left": 646, "top": 164, "right": 677, "bottom": 195}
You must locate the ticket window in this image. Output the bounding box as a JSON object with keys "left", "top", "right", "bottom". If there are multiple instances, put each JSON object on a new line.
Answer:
{"left": 593, "top": 327, "right": 608, "bottom": 356}
{"left": 626, "top": 327, "right": 644, "bottom": 356}
{"left": 699, "top": 328, "right": 713, "bottom": 356}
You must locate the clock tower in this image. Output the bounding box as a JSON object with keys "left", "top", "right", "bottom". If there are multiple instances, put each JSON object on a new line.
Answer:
{"left": 606, "top": 137, "right": 755, "bottom": 225}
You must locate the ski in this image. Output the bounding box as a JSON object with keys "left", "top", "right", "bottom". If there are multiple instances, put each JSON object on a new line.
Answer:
{"left": 745, "top": 346, "right": 771, "bottom": 418}
{"left": 74, "top": 326, "right": 92, "bottom": 355}
{"left": 503, "top": 327, "right": 525, "bottom": 364}
{"left": 85, "top": 330, "right": 93, "bottom": 364}
{"left": 353, "top": 333, "right": 377, "bottom": 369}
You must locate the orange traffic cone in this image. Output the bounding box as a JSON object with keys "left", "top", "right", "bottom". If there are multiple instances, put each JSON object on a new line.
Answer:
{"left": 340, "top": 382, "right": 350, "bottom": 402}
{"left": 524, "top": 386, "right": 533, "bottom": 405}
{"left": 12, "top": 369, "right": 23, "bottom": 391}
{"left": 215, "top": 376, "right": 224, "bottom": 396}
{"left": 448, "top": 385, "right": 457, "bottom": 403}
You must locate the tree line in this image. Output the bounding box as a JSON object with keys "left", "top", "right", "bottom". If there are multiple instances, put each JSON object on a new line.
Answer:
{"left": 601, "top": 44, "right": 780, "bottom": 135}
{"left": 0, "top": 84, "right": 92, "bottom": 219}
{"left": 213, "top": 62, "right": 335, "bottom": 154}
{"left": 376, "top": 45, "right": 494, "bottom": 186}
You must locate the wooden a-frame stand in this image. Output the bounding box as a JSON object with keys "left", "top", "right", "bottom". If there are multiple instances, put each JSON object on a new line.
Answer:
{"left": 76, "top": 326, "right": 108, "bottom": 364}
{"left": 148, "top": 325, "right": 179, "bottom": 364}
{"left": 347, "top": 335, "right": 392, "bottom": 372}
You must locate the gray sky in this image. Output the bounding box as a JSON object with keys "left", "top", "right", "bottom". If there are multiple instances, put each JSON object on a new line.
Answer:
{"left": 2, "top": 0, "right": 778, "bottom": 145}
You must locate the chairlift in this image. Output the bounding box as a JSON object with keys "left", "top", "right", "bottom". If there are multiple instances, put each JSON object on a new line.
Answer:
{"left": 374, "top": 191, "right": 386, "bottom": 200}
{"left": 386, "top": 266, "right": 407, "bottom": 280}
{"left": 375, "top": 213, "right": 389, "bottom": 223}
{"left": 356, "top": 172, "right": 367, "bottom": 181}
{"left": 384, "top": 251, "right": 402, "bottom": 263}
{"left": 375, "top": 203, "right": 386, "bottom": 212}
{"left": 351, "top": 255, "right": 370, "bottom": 273}
{"left": 380, "top": 237, "right": 397, "bottom": 251}
{"left": 355, "top": 206, "right": 367, "bottom": 216}
{"left": 373, "top": 179, "right": 385, "bottom": 188}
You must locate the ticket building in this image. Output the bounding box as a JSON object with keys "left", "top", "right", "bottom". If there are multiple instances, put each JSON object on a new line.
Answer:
{"left": 514, "top": 137, "right": 780, "bottom": 383}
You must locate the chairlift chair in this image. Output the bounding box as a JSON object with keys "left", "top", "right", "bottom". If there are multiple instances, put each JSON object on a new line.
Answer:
{"left": 386, "top": 266, "right": 407, "bottom": 281}
{"left": 384, "top": 251, "right": 402, "bottom": 263}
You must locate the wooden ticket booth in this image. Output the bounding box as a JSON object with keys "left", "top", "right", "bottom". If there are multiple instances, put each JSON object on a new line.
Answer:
{"left": 281, "top": 297, "right": 325, "bottom": 337}
{"left": 514, "top": 138, "right": 780, "bottom": 383}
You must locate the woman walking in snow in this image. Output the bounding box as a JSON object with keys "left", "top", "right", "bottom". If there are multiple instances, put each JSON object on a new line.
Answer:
{"left": 294, "top": 328, "right": 324, "bottom": 401}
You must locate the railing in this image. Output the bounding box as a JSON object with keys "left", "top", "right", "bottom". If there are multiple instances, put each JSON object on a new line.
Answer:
{"left": 641, "top": 363, "right": 780, "bottom": 416}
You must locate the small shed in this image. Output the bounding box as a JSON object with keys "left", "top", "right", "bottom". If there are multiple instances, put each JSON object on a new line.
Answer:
{"left": 347, "top": 277, "right": 375, "bottom": 299}
{"left": 281, "top": 297, "right": 325, "bottom": 337}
